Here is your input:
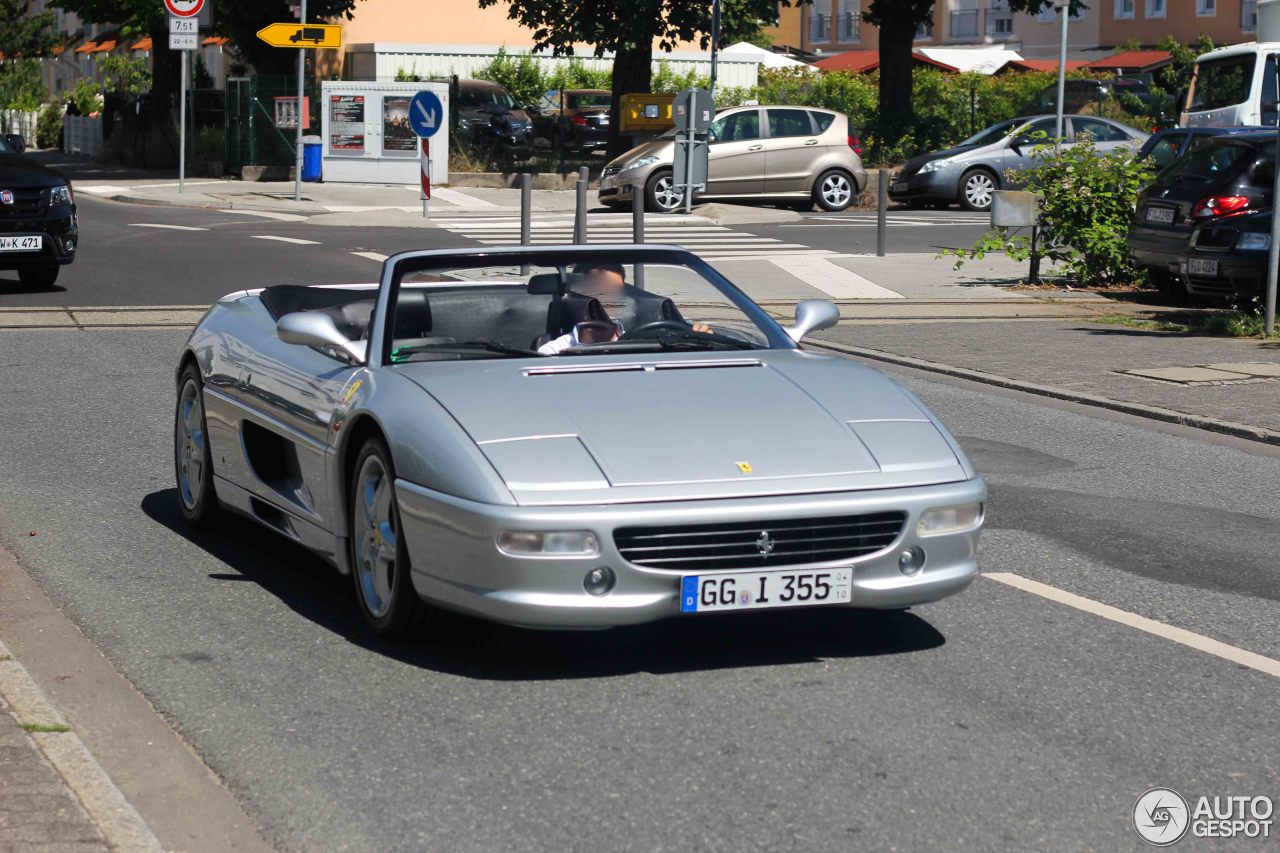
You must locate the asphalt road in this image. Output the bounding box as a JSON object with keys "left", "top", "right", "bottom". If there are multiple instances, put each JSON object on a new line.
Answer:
{"left": 0, "top": 195, "right": 993, "bottom": 309}
{"left": 0, "top": 321, "right": 1276, "bottom": 851}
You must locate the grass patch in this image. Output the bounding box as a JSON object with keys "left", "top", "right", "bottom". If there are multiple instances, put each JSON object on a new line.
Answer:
{"left": 1091, "top": 314, "right": 1189, "bottom": 333}
{"left": 1192, "top": 310, "right": 1280, "bottom": 338}
{"left": 20, "top": 722, "right": 71, "bottom": 733}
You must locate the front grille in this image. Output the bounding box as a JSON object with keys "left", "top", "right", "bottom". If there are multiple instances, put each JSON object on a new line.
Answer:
{"left": 1185, "top": 276, "right": 1235, "bottom": 295}
{"left": 614, "top": 512, "right": 906, "bottom": 572}
{"left": 601, "top": 164, "right": 621, "bottom": 178}
{"left": 0, "top": 188, "right": 46, "bottom": 218}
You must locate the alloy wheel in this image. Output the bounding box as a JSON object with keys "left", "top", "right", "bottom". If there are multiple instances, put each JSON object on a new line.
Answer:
{"left": 821, "top": 174, "right": 852, "bottom": 208}
{"left": 353, "top": 454, "right": 399, "bottom": 619}
{"left": 175, "top": 380, "right": 206, "bottom": 510}
{"left": 964, "top": 173, "right": 995, "bottom": 210}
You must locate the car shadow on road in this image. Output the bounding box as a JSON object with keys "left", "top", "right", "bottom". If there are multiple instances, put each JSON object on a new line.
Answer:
{"left": 142, "top": 488, "right": 947, "bottom": 681}
{"left": 0, "top": 274, "right": 68, "bottom": 295}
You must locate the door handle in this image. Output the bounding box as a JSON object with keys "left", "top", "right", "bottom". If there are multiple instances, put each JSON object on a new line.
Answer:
{"left": 804, "top": 139, "right": 819, "bottom": 145}
{"left": 748, "top": 144, "right": 763, "bottom": 151}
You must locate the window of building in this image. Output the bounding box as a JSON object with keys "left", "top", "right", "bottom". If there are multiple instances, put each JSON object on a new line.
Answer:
{"left": 951, "top": 0, "right": 979, "bottom": 38}
{"left": 1196, "top": 0, "right": 1216, "bottom": 16}
{"left": 809, "top": 11, "right": 832, "bottom": 41}
{"left": 915, "top": 17, "right": 934, "bottom": 40}
{"left": 987, "top": 0, "right": 1014, "bottom": 36}
{"left": 1146, "top": 0, "right": 1166, "bottom": 19}
{"left": 1115, "top": 0, "right": 1135, "bottom": 19}
{"left": 838, "top": 0, "right": 861, "bottom": 41}
{"left": 1243, "top": 0, "right": 1258, "bottom": 31}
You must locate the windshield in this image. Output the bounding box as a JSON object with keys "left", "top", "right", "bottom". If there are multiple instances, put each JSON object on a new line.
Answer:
{"left": 1189, "top": 55, "right": 1256, "bottom": 111}
{"left": 569, "top": 92, "right": 609, "bottom": 109}
{"left": 0, "top": 137, "right": 11, "bottom": 155}
{"left": 458, "top": 88, "right": 517, "bottom": 110}
{"left": 385, "top": 253, "right": 792, "bottom": 362}
{"left": 959, "top": 119, "right": 1019, "bottom": 148}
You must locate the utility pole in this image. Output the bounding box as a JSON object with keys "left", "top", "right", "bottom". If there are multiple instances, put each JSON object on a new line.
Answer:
{"left": 294, "top": 0, "right": 307, "bottom": 203}
{"left": 1054, "top": 1, "right": 1069, "bottom": 142}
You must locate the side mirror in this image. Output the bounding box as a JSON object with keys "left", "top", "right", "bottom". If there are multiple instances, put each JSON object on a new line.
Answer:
{"left": 4, "top": 134, "right": 26, "bottom": 154}
{"left": 784, "top": 299, "right": 839, "bottom": 343}
{"left": 276, "top": 312, "right": 364, "bottom": 361}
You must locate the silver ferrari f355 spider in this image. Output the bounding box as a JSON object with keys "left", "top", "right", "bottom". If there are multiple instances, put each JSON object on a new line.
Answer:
{"left": 174, "top": 246, "right": 985, "bottom": 637}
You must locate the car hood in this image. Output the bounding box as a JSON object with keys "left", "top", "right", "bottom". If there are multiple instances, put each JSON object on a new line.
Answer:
{"left": 902, "top": 144, "right": 981, "bottom": 173}
{"left": 398, "top": 350, "right": 971, "bottom": 505}
{"left": 0, "top": 155, "right": 67, "bottom": 188}
{"left": 607, "top": 138, "right": 674, "bottom": 169}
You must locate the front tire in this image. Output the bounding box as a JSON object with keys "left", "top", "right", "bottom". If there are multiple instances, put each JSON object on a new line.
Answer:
{"left": 174, "top": 365, "right": 219, "bottom": 527}
{"left": 349, "top": 437, "right": 426, "bottom": 638}
{"left": 959, "top": 169, "right": 997, "bottom": 212}
{"left": 813, "top": 169, "right": 855, "bottom": 211}
{"left": 645, "top": 169, "right": 684, "bottom": 213}
{"left": 18, "top": 264, "right": 58, "bottom": 289}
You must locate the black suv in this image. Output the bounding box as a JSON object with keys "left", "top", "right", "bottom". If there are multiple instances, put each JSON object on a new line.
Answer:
{"left": 0, "top": 134, "right": 77, "bottom": 289}
{"left": 1127, "top": 131, "right": 1273, "bottom": 296}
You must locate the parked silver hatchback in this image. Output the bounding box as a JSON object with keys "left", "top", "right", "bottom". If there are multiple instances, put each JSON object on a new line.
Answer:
{"left": 599, "top": 106, "right": 868, "bottom": 212}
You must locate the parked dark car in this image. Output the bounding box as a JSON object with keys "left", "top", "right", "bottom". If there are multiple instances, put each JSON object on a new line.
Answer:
{"left": 0, "top": 133, "right": 77, "bottom": 290}
{"left": 1136, "top": 126, "right": 1274, "bottom": 172}
{"left": 451, "top": 79, "right": 534, "bottom": 168}
{"left": 1127, "top": 130, "right": 1273, "bottom": 295}
{"left": 1182, "top": 209, "right": 1273, "bottom": 302}
{"left": 530, "top": 89, "right": 611, "bottom": 152}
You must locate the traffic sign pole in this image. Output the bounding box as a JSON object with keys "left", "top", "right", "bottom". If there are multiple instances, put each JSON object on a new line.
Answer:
{"left": 420, "top": 139, "right": 431, "bottom": 219}
{"left": 294, "top": 0, "right": 307, "bottom": 203}
{"left": 179, "top": 49, "right": 187, "bottom": 193}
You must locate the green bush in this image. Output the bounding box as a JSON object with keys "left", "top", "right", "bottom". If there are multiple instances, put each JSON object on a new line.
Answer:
{"left": 35, "top": 103, "right": 62, "bottom": 149}
{"left": 69, "top": 79, "right": 102, "bottom": 116}
{"left": 474, "top": 47, "right": 545, "bottom": 107}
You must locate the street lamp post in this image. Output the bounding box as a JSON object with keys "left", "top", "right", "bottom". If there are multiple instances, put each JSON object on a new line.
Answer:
{"left": 1054, "top": 1, "right": 1070, "bottom": 142}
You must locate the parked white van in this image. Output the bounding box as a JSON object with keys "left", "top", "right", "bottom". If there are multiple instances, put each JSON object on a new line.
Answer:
{"left": 1181, "top": 0, "right": 1280, "bottom": 127}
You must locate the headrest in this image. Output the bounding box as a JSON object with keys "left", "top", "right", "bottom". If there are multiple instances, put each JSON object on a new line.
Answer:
{"left": 527, "top": 272, "right": 583, "bottom": 295}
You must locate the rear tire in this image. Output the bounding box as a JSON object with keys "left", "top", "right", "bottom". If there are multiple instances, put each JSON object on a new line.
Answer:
{"left": 813, "top": 169, "right": 855, "bottom": 211}
{"left": 174, "top": 364, "right": 220, "bottom": 528}
{"left": 645, "top": 169, "right": 684, "bottom": 213}
{"left": 349, "top": 437, "right": 428, "bottom": 639}
{"left": 18, "top": 264, "right": 58, "bottom": 289}
{"left": 1149, "top": 268, "right": 1187, "bottom": 301}
{"left": 958, "top": 168, "right": 998, "bottom": 212}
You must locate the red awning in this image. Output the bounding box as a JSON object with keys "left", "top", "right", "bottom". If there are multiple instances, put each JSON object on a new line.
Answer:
{"left": 813, "top": 50, "right": 957, "bottom": 74}
{"left": 1085, "top": 50, "right": 1172, "bottom": 73}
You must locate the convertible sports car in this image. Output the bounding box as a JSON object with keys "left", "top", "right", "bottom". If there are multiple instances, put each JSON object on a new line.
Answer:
{"left": 174, "top": 246, "right": 985, "bottom": 637}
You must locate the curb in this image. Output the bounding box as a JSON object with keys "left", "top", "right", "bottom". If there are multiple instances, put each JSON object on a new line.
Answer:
{"left": 0, "top": 639, "right": 163, "bottom": 852}
{"left": 809, "top": 338, "right": 1280, "bottom": 447}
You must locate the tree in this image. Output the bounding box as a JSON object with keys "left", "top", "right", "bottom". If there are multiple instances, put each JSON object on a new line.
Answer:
{"left": 863, "top": 1, "right": 1089, "bottom": 145}
{"left": 477, "top": 0, "right": 795, "bottom": 158}
{"left": 0, "top": 0, "right": 58, "bottom": 109}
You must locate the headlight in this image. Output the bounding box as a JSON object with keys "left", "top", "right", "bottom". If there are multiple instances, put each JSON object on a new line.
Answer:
{"left": 918, "top": 159, "right": 949, "bottom": 175}
{"left": 620, "top": 155, "right": 661, "bottom": 173}
{"left": 917, "top": 503, "right": 984, "bottom": 537}
{"left": 1237, "top": 232, "right": 1271, "bottom": 251}
{"left": 49, "top": 184, "right": 72, "bottom": 206}
{"left": 497, "top": 530, "right": 600, "bottom": 556}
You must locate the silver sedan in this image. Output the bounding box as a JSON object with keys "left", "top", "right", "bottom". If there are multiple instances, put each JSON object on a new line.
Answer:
{"left": 174, "top": 246, "right": 985, "bottom": 638}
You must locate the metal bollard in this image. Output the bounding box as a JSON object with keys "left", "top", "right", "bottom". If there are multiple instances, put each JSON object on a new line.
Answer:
{"left": 574, "top": 167, "right": 589, "bottom": 244}
{"left": 876, "top": 168, "right": 888, "bottom": 258}
{"left": 632, "top": 181, "right": 646, "bottom": 289}
{"left": 519, "top": 172, "right": 532, "bottom": 273}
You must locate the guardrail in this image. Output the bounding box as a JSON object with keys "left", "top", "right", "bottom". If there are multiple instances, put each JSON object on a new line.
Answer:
{"left": 63, "top": 116, "right": 103, "bottom": 157}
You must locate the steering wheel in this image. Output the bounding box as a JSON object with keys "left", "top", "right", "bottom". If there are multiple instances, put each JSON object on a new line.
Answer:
{"left": 620, "top": 320, "right": 691, "bottom": 340}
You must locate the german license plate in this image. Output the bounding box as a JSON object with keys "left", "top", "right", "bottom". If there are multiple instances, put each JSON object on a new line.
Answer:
{"left": 599, "top": 177, "right": 614, "bottom": 190}
{"left": 1144, "top": 205, "right": 1175, "bottom": 224}
{"left": 892, "top": 181, "right": 909, "bottom": 193}
{"left": 0, "top": 235, "right": 42, "bottom": 252}
{"left": 1186, "top": 257, "right": 1219, "bottom": 277}
{"left": 680, "top": 568, "right": 852, "bottom": 613}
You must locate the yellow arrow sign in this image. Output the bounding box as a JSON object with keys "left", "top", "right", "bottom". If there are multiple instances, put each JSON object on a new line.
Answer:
{"left": 256, "top": 23, "right": 342, "bottom": 49}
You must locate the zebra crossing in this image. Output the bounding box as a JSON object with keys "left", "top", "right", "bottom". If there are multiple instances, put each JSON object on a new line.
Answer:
{"left": 430, "top": 214, "right": 859, "bottom": 262}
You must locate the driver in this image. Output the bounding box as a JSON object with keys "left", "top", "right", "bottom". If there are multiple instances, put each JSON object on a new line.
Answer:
{"left": 570, "top": 262, "right": 712, "bottom": 335}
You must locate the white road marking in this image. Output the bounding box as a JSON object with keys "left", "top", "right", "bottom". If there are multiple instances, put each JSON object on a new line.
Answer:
{"left": 985, "top": 572, "right": 1280, "bottom": 679}
{"left": 429, "top": 187, "right": 501, "bottom": 208}
{"left": 218, "top": 209, "right": 308, "bottom": 222}
{"left": 76, "top": 185, "right": 133, "bottom": 194}
{"left": 350, "top": 251, "right": 389, "bottom": 262}
{"left": 767, "top": 255, "right": 904, "bottom": 299}
{"left": 127, "top": 223, "right": 208, "bottom": 231}
{"left": 251, "top": 235, "right": 320, "bottom": 245}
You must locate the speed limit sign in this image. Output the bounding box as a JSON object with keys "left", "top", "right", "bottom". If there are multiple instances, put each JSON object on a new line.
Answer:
{"left": 164, "top": 0, "right": 204, "bottom": 17}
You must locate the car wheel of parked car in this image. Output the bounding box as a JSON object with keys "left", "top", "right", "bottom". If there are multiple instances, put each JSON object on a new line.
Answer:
{"left": 645, "top": 169, "right": 685, "bottom": 213}
{"left": 18, "top": 264, "right": 58, "bottom": 289}
{"left": 349, "top": 436, "right": 427, "bottom": 638}
{"left": 959, "top": 169, "right": 998, "bottom": 212}
{"left": 174, "top": 364, "right": 220, "bottom": 528}
{"left": 813, "top": 169, "right": 855, "bottom": 212}
{"left": 1148, "top": 268, "right": 1188, "bottom": 301}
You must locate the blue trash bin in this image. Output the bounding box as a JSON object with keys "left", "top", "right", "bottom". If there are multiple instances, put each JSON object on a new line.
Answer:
{"left": 301, "top": 135, "right": 323, "bottom": 182}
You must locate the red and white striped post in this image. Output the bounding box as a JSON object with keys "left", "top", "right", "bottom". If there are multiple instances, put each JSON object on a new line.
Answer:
{"left": 419, "top": 138, "right": 431, "bottom": 219}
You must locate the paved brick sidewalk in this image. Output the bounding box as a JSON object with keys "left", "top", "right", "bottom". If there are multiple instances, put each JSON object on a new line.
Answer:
{"left": 0, "top": 696, "right": 107, "bottom": 853}
{"left": 815, "top": 319, "right": 1280, "bottom": 436}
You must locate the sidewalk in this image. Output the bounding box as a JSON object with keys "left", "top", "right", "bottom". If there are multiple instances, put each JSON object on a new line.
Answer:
{"left": 813, "top": 317, "right": 1280, "bottom": 442}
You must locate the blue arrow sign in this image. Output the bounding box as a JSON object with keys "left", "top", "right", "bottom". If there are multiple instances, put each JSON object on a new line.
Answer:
{"left": 409, "top": 90, "right": 444, "bottom": 138}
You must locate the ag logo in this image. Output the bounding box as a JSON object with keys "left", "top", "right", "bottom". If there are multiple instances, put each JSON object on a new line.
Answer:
{"left": 1134, "top": 788, "right": 1190, "bottom": 846}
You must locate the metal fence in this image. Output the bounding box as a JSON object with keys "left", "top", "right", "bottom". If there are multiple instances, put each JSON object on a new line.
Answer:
{"left": 63, "top": 116, "right": 103, "bottom": 157}
{"left": 224, "top": 75, "right": 319, "bottom": 175}
{"left": 0, "top": 110, "right": 38, "bottom": 141}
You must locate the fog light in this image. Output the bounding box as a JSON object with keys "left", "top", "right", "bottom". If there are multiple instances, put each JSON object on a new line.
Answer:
{"left": 64, "top": 238, "right": 76, "bottom": 253}
{"left": 898, "top": 546, "right": 925, "bottom": 576}
{"left": 917, "top": 503, "right": 983, "bottom": 537}
{"left": 497, "top": 530, "right": 599, "bottom": 556}
{"left": 583, "top": 566, "right": 615, "bottom": 596}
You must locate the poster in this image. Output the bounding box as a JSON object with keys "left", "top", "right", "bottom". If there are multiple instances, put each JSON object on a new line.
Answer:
{"left": 382, "top": 96, "right": 416, "bottom": 154}
{"left": 329, "top": 94, "right": 365, "bottom": 153}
